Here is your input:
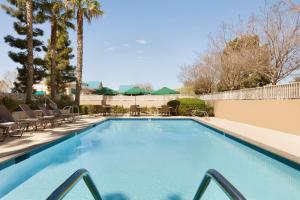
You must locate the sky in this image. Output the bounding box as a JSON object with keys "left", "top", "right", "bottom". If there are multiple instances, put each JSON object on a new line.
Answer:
{"left": 0, "top": 0, "right": 278, "bottom": 90}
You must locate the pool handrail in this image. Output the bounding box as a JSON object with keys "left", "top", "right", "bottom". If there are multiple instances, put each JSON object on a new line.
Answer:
{"left": 47, "top": 168, "right": 244, "bottom": 200}
{"left": 193, "top": 169, "right": 246, "bottom": 200}
{"left": 47, "top": 168, "right": 102, "bottom": 200}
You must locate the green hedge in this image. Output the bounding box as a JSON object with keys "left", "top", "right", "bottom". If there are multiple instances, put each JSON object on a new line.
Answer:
{"left": 1, "top": 96, "right": 21, "bottom": 112}
{"left": 112, "top": 105, "right": 128, "bottom": 114}
{"left": 1, "top": 95, "right": 75, "bottom": 112}
{"left": 80, "top": 105, "right": 95, "bottom": 114}
{"left": 54, "top": 95, "right": 75, "bottom": 109}
{"left": 167, "top": 98, "right": 214, "bottom": 116}
{"left": 79, "top": 105, "right": 129, "bottom": 115}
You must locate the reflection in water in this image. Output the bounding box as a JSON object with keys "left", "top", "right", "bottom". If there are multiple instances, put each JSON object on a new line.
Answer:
{"left": 167, "top": 194, "right": 182, "bottom": 200}
{"left": 103, "top": 193, "right": 129, "bottom": 200}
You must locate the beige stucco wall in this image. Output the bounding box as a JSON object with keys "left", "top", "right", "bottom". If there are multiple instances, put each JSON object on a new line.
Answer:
{"left": 210, "top": 99, "right": 300, "bottom": 135}
{"left": 80, "top": 95, "right": 194, "bottom": 108}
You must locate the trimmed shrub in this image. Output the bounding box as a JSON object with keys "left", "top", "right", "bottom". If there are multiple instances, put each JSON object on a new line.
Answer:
{"left": 167, "top": 98, "right": 214, "bottom": 116}
{"left": 112, "top": 105, "right": 128, "bottom": 114}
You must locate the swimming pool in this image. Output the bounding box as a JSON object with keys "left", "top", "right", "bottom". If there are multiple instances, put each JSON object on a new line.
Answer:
{"left": 0, "top": 119, "right": 299, "bottom": 199}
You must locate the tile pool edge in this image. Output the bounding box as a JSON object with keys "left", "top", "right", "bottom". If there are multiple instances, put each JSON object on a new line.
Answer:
{"left": 0, "top": 117, "right": 299, "bottom": 172}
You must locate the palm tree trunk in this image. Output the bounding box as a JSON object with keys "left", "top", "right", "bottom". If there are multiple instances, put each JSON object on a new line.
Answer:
{"left": 50, "top": 14, "right": 57, "bottom": 99}
{"left": 25, "top": 0, "right": 34, "bottom": 103}
{"left": 75, "top": 9, "right": 83, "bottom": 106}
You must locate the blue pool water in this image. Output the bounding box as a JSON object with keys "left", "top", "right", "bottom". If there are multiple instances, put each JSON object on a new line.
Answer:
{"left": 0, "top": 119, "right": 300, "bottom": 199}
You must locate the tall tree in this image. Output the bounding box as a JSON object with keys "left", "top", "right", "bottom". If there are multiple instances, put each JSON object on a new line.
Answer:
{"left": 257, "top": 1, "right": 300, "bottom": 84}
{"left": 25, "top": 0, "right": 34, "bottom": 102}
{"left": 65, "top": 0, "right": 104, "bottom": 105}
{"left": 44, "top": 25, "right": 76, "bottom": 94}
{"left": 218, "top": 35, "right": 271, "bottom": 91}
{"left": 1, "top": 0, "right": 46, "bottom": 97}
{"left": 40, "top": 0, "right": 74, "bottom": 98}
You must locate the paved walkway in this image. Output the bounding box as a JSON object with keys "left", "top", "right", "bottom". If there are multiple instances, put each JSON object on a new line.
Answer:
{"left": 0, "top": 115, "right": 106, "bottom": 162}
{"left": 0, "top": 116, "right": 299, "bottom": 165}
{"left": 196, "top": 117, "right": 300, "bottom": 164}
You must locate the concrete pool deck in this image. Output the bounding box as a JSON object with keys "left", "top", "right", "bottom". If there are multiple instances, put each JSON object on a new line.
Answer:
{"left": 195, "top": 117, "right": 300, "bottom": 165}
{"left": 0, "top": 115, "right": 300, "bottom": 166}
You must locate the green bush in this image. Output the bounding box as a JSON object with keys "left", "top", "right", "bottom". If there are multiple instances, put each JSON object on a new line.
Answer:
{"left": 28, "top": 96, "right": 46, "bottom": 110}
{"left": 54, "top": 95, "right": 75, "bottom": 109}
{"left": 139, "top": 107, "right": 148, "bottom": 113}
{"left": 112, "top": 105, "right": 128, "bottom": 114}
{"left": 80, "top": 105, "right": 94, "bottom": 114}
{"left": 1, "top": 96, "right": 22, "bottom": 112}
{"left": 148, "top": 106, "right": 157, "bottom": 114}
{"left": 167, "top": 98, "right": 214, "bottom": 116}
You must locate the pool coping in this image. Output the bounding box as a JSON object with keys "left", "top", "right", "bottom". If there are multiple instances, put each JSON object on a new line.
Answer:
{"left": 0, "top": 116, "right": 299, "bottom": 171}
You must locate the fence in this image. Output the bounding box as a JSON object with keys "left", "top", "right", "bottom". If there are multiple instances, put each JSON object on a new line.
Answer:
{"left": 199, "top": 82, "right": 300, "bottom": 100}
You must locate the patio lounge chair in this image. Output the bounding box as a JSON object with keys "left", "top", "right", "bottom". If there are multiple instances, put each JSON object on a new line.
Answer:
{"left": 130, "top": 105, "right": 140, "bottom": 116}
{"left": 0, "top": 104, "right": 27, "bottom": 141}
{"left": 19, "top": 104, "right": 55, "bottom": 128}
{"left": 39, "top": 105, "right": 63, "bottom": 126}
{"left": 49, "top": 103, "right": 77, "bottom": 122}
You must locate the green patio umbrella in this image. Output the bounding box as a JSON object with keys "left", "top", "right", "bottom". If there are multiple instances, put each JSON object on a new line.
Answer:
{"left": 35, "top": 91, "right": 46, "bottom": 95}
{"left": 124, "top": 87, "right": 150, "bottom": 104}
{"left": 124, "top": 87, "right": 149, "bottom": 95}
{"left": 151, "top": 87, "right": 178, "bottom": 95}
{"left": 93, "top": 87, "right": 118, "bottom": 95}
{"left": 151, "top": 87, "right": 179, "bottom": 104}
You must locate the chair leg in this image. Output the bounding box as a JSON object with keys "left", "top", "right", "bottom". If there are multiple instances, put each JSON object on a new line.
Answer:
{"left": 35, "top": 122, "right": 38, "bottom": 131}
{"left": 0, "top": 128, "right": 8, "bottom": 142}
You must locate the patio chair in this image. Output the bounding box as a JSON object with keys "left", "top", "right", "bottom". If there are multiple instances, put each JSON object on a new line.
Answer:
{"left": 103, "top": 104, "right": 112, "bottom": 116}
{"left": 19, "top": 104, "right": 55, "bottom": 128}
{"left": 130, "top": 105, "right": 140, "bottom": 116}
{"left": 159, "top": 105, "right": 171, "bottom": 116}
{"left": 95, "top": 105, "right": 105, "bottom": 116}
{"left": 170, "top": 105, "right": 179, "bottom": 116}
{"left": 0, "top": 104, "right": 27, "bottom": 141}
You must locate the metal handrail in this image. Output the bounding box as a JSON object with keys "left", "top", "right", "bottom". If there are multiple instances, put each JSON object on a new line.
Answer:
{"left": 191, "top": 109, "right": 210, "bottom": 119}
{"left": 193, "top": 169, "right": 246, "bottom": 200}
{"left": 199, "top": 111, "right": 209, "bottom": 120}
{"left": 47, "top": 169, "right": 102, "bottom": 200}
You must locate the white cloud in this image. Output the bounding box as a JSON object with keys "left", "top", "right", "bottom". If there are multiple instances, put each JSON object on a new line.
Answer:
{"left": 122, "top": 43, "right": 130, "bottom": 47}
{"left": 136, "top": 39, "right": 147, "bottom": 45}
{"left": 136, "top": 50, "right": 144, "bottom": 54}
{"left": 105, "top": 47, "right": 114, "bottom": 52}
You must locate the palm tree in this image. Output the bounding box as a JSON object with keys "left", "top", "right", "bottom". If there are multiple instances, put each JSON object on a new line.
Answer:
{"left": 24, "top": 0, "right": 34, "bottom": 103}
{"left": 65, "top": 0, "right": 103, "bottom": 105}
{"left": 41, "top": 0, "right": 74, "bottom": 99}
{"left": 17, "top": 0, "right": 41, "bottom": 102}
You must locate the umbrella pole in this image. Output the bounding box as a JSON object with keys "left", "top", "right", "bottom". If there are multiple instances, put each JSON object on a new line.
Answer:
{"left": 135, "top": 96, "right": 136, "bottom": 105}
